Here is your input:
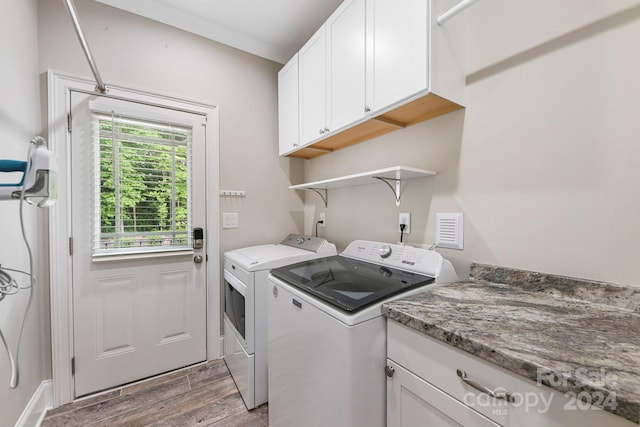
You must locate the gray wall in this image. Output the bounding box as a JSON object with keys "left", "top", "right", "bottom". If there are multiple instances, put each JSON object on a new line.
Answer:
{"left": 303, "top": 0, "right": 640, "bottom": 286}
{"left": 0, "top": 0, "right": 52, "bottom": 425}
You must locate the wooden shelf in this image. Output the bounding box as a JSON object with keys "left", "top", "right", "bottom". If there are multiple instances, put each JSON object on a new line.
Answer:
{"left": 290, "top": 166, "right": 436, "bottom": 206}
{"left": 286, "top": 93, "right": 463, "bottom": 160}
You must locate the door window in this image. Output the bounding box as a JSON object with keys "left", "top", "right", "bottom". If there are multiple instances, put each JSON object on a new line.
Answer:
{"left": 92, "top": 113, "right": 192, "bottom": 255}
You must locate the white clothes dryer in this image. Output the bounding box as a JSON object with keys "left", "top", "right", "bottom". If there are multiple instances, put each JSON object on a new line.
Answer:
{"left": 223, "top": 234, "right": 336, "bottom": 410}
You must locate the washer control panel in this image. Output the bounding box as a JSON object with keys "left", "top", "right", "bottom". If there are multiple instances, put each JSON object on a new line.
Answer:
{"left": 280, "top": 234, "right": 331, "bottom": 253}
{"left": 341, "top": 240, "right": 443, "bottom": 277}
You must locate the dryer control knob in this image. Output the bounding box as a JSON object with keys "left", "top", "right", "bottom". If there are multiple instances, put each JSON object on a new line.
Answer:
{"left": 379, "top": 245, "right": 392, "bottom": 259}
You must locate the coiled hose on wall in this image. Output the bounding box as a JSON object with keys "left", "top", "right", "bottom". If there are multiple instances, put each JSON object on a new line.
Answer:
{"left": 0, "top": 141, "right": 36, "bottom": 389}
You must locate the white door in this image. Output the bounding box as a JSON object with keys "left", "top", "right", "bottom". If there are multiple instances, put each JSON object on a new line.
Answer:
{"left": 327, "top": 0, "right": 366, "bottom": 133}
{"left": 366, "top": 0, "right": 428, "bottom": 113}
{"left": 278, "top": 53, "right": 299, "bottom": 155}
{"left": 299, "top": 25, "right": 327, "bottom": 145}
{"left": 70, "top": 91, "right": 207, "bottom": 396}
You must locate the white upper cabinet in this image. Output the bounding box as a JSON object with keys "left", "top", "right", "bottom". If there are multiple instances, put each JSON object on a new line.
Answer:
{"left": 298, "top": 26, "right": 327, "bottom": 146}
{"left": 327, "top": 0, "right": 367, "bottom": 134}
{"left": 299, "top": 0, "right": 365, "bottom": 148}
{"left": 280, "top": 0, "right": 466, "bottom": 159}
{"left": 366, "top": 0, "right": 428, "bottom": 114}
{"left": 278, "top": 53, "right": 299, "bottom": 156}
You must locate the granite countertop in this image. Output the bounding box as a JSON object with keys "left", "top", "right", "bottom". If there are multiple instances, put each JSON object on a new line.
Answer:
{"left": 382, "top": 264, "right": 640, "bottom": 424}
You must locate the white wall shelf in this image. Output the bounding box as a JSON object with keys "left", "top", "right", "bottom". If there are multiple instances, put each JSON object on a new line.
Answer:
{"left": 290, "top": 165, "right": 436, "bottom": 207}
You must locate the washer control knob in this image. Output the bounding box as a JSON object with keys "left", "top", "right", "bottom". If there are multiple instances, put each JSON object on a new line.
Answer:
{"left": 378, "top": 245, "right": 392, "bottom": 259}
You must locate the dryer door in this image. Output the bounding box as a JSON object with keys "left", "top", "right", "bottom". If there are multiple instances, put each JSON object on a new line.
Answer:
{"left": 224, "top": 269, "right": 248, "bottom": 349}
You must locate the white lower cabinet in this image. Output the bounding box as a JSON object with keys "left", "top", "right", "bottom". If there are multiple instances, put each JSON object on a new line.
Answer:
{"left": 386, "top": 320, "right": 636, "bottom": 427}
{"left": 387, "top": 359, "right": 499, "bottom": 427}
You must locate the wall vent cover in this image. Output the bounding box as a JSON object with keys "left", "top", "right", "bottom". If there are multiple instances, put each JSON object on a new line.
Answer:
{"left": 436, "top": 213, "right": 464, "bottom": 250}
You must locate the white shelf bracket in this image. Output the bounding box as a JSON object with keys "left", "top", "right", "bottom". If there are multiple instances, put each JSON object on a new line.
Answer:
{"left": 373, "top": 177, "right": 402, "bottom": 206}
{"left": 307, "top": 188, "right": 328, "bottom": 208}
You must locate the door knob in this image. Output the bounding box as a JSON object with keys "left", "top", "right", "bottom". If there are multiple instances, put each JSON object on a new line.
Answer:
{"left": 193, "top": 255, "right": 203, "bottom": 264}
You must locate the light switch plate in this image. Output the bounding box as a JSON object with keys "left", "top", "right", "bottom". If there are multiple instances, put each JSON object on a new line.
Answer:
{"left": 222, "top": 212, "right": 239, "bottom": 229}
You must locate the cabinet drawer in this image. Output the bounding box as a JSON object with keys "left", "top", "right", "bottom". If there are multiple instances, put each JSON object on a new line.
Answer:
{"left": 387, "top": 320, "right": 635, "bottom": 427}
{"left": 387, "top": 359, "right": 499, "bottom": 427}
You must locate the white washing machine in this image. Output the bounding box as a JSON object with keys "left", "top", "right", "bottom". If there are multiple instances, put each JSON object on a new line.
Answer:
{"left": 223, "top": 234, "right": 336, "bottom": 410}
{"left": 267, "top": 240, "right": 458, "bottom": 427}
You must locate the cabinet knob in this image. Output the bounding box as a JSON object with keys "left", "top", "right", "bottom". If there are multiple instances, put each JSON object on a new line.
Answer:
{"left": 385, "top": 365, "right": 395, "bottom": 378}
{"left": 319, "top": 129, "right": 324, "bottom": 135}
{"left": 293, "top": 143, "right": 298, "bottom": 147}
{"left": 365, "top": 106, "right": 371, "bottom": 113}
{"left": 324, "top": 127, "right": 329, "bottom": 133}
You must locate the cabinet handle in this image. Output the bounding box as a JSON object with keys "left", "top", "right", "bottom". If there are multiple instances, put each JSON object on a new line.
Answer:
{"left": 293, "top": 143, "right": 298, "bottom": 147}
{"left": 385, "top": 365, "right": 395, "bottom": 378}
{"left": 319, "top": 129, "right": 324, "bottom": 135}
{"left": 365, "top": 106, "right": 371, "bottom": 113}
{"left": 456, "top": 369, "right": 515, "bottom": 403}
{"left": 324, "top": 127, "right": 329, "bottom": 133}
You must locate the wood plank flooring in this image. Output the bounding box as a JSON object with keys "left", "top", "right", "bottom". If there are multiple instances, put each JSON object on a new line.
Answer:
{"left": 42, "top": 359, "right": 268, "bottom": 427}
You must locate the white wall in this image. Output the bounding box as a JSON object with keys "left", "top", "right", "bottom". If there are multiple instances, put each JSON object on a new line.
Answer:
{"left": 304, "top": 1, "right": 640, "bottom": 286}
{"left": 0, "top": 0, "right": 52, "bottom": 425}
{"left": 38, "top": 0, "right": 305, "bottom": 258}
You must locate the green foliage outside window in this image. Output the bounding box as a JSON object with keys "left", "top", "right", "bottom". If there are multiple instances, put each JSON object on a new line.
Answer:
{"left": 96, "top": 116, "right": 191, "bottom": 251}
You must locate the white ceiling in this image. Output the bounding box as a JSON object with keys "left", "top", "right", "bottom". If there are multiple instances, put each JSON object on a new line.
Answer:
{"left": 95, "top": 0, "right": 343, "bottom": 64}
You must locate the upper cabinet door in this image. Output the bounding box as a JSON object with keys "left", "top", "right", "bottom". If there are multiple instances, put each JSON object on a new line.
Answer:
{"left": 366, "top": 0, "right": 429, "bottom": 114}
{"left": 278, "top": 54, "right": 299, "bottom": 156}
{"left": 299, "top": 26, "right": 327, "bottom": 145}
{"left": 327, "top": 0, "right": 367, "bottom": 134}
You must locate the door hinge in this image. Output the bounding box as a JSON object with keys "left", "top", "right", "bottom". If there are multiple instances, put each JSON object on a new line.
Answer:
{"left": 69, "top": 237, "right": 73, "bottom": 255}
{"left": 71, "top": 357, "right": 75, "bottom": 376}
{"left": 67, "top": 113, "right": 72, "bottom": 133}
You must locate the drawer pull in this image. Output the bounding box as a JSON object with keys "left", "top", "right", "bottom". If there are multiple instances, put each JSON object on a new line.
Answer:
{"left": 456, "top": 369, "right": 515, "bottom": 403}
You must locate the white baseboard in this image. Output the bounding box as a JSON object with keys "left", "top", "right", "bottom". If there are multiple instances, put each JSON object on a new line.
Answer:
{"left": 15, "top": 380, "right": 53, "bottom": 427}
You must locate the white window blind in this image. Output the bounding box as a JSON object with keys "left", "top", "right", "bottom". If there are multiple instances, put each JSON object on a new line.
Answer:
{"left": 92, "top": 112, "right": 193, "bottom": 255}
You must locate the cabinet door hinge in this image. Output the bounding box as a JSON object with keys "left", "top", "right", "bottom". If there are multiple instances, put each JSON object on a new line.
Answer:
{"left": 71, "top": 357, "right": 75, "bottom": 376}
{"left": 67, "top": 113, "right": 72, "bottom": 133}
{"left": 69, "top": 237, "right": 73, "bottom": 255}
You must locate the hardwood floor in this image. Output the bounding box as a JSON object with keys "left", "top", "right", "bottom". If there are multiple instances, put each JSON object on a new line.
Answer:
{"left": 42, "top": 359, "right": 268, "bottom": 426}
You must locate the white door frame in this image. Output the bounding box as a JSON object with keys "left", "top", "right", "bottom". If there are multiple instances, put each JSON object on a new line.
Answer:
{"left": 47, "top": 70, "right": 221, "bottom": 407}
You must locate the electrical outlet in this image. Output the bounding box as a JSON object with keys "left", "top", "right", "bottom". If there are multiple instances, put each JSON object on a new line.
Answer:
{"left": 399, "top": 212, "right": 411, "bottom": 235}
{"left": 319, "top": 212, "right": 326, "bottom": 227}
